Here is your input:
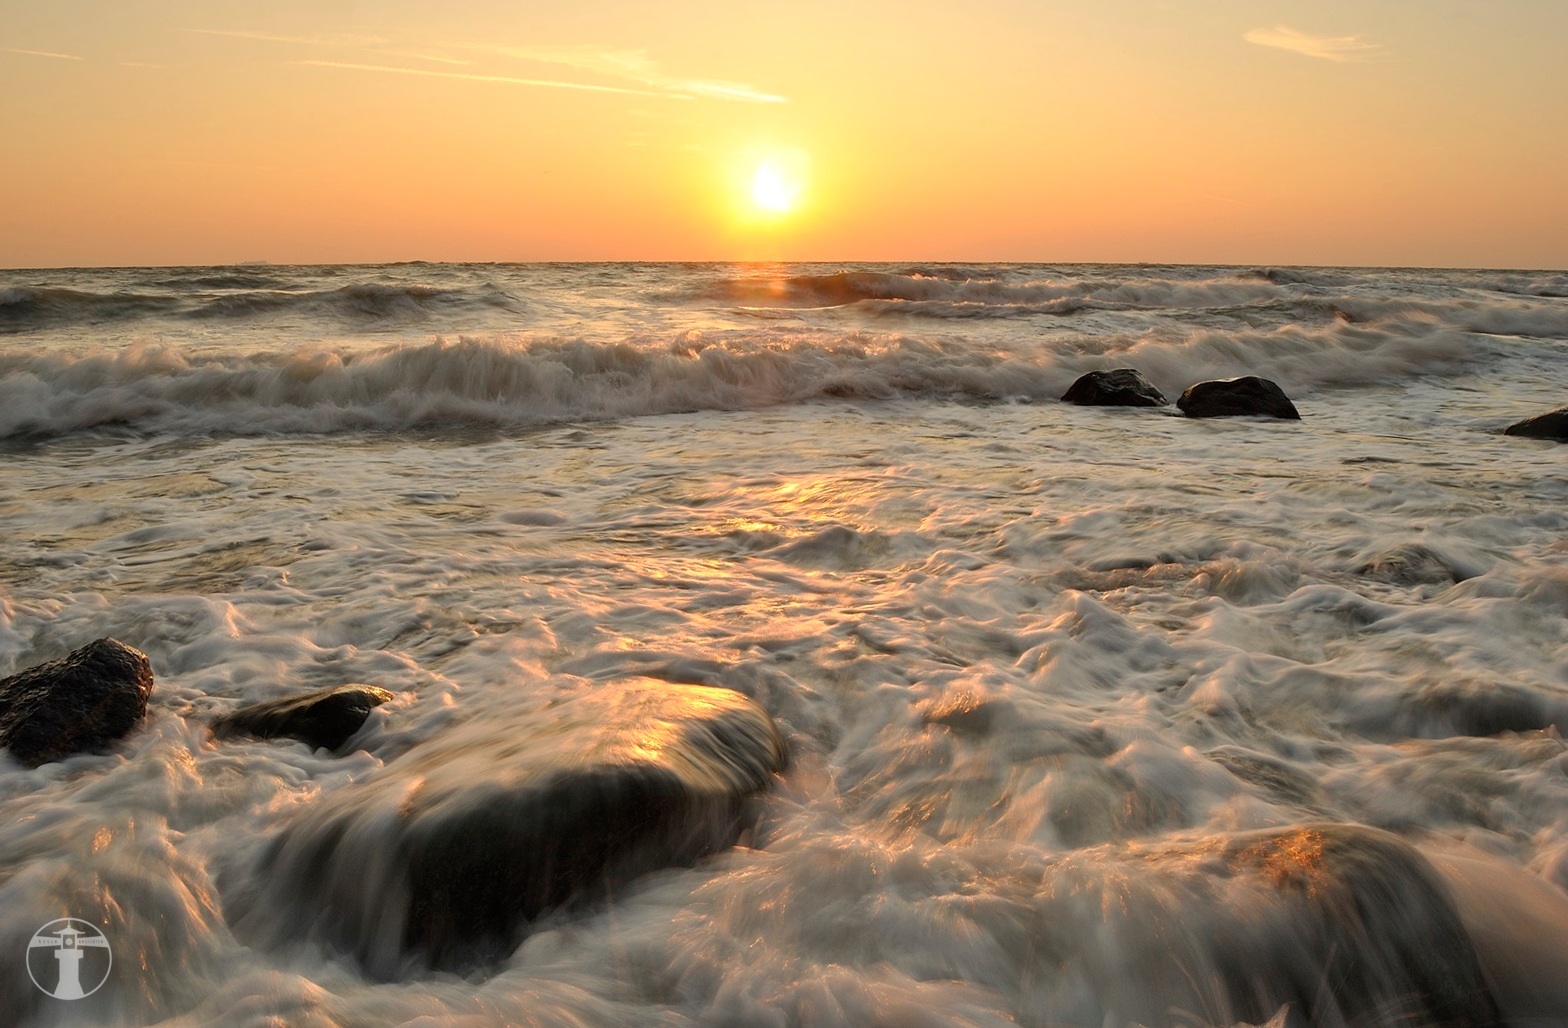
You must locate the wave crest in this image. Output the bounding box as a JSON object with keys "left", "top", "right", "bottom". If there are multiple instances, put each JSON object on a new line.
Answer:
{"left": 693, "top": 268, "right": 1300, "bottom": 318}
{"left": 0, "top": 310, "right": 1502, "bottom": 440}
{"left": 0, "top": 280, "right": 521, "bottom": 334}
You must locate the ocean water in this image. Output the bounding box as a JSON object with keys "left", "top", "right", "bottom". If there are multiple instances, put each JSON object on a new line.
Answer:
{"left": 1, "top": 261, "right": 1567, "bottom": 1026}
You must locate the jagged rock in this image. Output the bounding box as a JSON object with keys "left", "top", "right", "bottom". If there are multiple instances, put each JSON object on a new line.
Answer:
{"left": 228, "top": 681, "right": 787, "bottom": 978}
{"left": 0, "top": 638, "right": 154, "bottom": 767}
{"left": 1504, "top": 405, "right": 1568, "bottom": 441}
{"left": 1177, "top": 376, "right": 1300, "bottom": 419}
{"left": 1042, "top": 824, "right": 1501, "bottom": 1027}
{"left": 1062, "top": 368, "right": 1169, "bottom": 407}
{"left": 211, "top": 684, "right": 394, "bottom": 751}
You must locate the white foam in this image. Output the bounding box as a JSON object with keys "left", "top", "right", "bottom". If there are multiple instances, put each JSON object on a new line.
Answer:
{"left": 2, "top": 263, "right": 1567, "bottom": 1026}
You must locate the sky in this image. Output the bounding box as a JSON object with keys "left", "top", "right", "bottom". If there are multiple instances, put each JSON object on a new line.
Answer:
{"left": 2, "top": 0, "right": 1565, "bottom": 269}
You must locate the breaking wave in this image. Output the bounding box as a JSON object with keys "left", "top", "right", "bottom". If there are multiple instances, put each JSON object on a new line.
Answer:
{"left": 685, "top": 267, "right": 1568, "bottom": 334}
{"left": 0, "top": 314, "right": 1501, "bottom": 440}
{"left": 694, "top": 269, "right": 1292, "bottom": 314}
{"left": 0, "top": 280, "right": 521, "bottom": 334}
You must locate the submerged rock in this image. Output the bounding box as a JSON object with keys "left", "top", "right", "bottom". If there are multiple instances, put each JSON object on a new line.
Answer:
{"left": 1177, "top": 376, "right": 1300, "bottom": 419}
{"left": 1061, "top": 368, "right": 1169, "bottom": 407}
{"left": 1389, "top": 683, "right": 1567, "bottom": 739}
{"left": 1504, "top": 405, "right": 1568, "bottom": 440}
{"left": 211, "top": 684, "right": 393, "bottom": 751}
{"left": 0, "top": 638, "right": 154, "bottom": 767}
{"left": 228, "top": 681, "right": 787, "bottom": 978}
{"left": 1043, "top": 823, "right": 1501, "bottom": 1027}
{"left": 1216, "top": 825, "right": 1499, "bottom": 1027}
{"left": 1356, "top": 542, "right": 1475, "bottom": 586}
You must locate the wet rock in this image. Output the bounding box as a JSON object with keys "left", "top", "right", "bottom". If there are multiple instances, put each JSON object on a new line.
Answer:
{"left": 1397, "top": 683, "right": 1565, "bottom": 738}
{"left": 1045, "top": 824, "right": 1501, "bottom": 1027}
{"left": 1207, "top": 747, "right": 1322, "bottom": 808}
{"left": 1503, "top": 405, "right": 1568, "bottom": 441}
{"left": 1346, "top": 678, "right": 1568, "bottom": 742}
{"left": 1356, "top": 543, "right": 1473, "bottom": 586}
{"left": 1177, "top": 376, "right": 1300, "bottom": 419}
{"left": 0, "top": 638, "right": 154, "bottom": 767}
{"left": 920, "top": 691, "right": 1015, "bottom": 735}
{"left": 228, "top": 681, "right": 787, "bottom": 978}
{"left": 211, "top": 684, "right": 393, "bottom": 751}
{"left": 1061, "top": 368, "right": 1169, "bottom": 407}
{"left": 917, "top": 688, "right": 1114, "bottom": 757}
{"left": 1215, "top": 825, "right": 1501, "bottom": 1027}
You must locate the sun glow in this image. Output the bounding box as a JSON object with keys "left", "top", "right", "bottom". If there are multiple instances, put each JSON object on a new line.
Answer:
{"left": 747, "top": 150, "right": 809, "bottom": 217}
{"left": 751, "top": 161, "right": 796, "bottom": 213}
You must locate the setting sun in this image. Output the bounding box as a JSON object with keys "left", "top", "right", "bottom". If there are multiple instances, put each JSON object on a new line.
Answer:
{"left": 747, "top": 151, "right": 809, "bottom": 218}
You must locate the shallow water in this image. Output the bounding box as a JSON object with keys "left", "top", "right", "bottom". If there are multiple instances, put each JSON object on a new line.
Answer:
{"left": 1, "top": 262, "right": 1567, "bottom": 1025}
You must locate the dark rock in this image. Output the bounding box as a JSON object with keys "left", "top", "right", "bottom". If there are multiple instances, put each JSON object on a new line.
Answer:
{"left": 0, "top": 638, "right": 154, "bottom": 767}
{"left": 1214, "top": 825, "right": 1502, "bottom": 1027}
{"left": 1207, "top": 746, "right": 1322, "bottom": 807}
{"left": 1045, "top": 824, "right": 1501, "bottom": 1027}
{"left": 1504, "top": 405, "right": 1568, "bottom": 440}
{"left": 1062, "top": 368, "right": 1169, "bottom": 407}
{"left": 1356, "top": 543, "right": 1473, "bottom": 586}
{"left": 1177, "top": 376, "right": 1300, "bottom": 419}
{"left": 1395, "top": 683, "right": 1565, "bottom": 738}
{"left": 228, "top": 681, "right": 787, "bottom": 978}
{"left": 211, "top": 684, "right": 394, "bottom": 751}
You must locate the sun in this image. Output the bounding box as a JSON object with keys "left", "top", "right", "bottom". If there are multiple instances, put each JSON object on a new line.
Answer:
{"left": 746, "top": 150, "right": 809, "bottom": 218}
{"left": 751, "top": 160, "right": 798, "bottom": 213}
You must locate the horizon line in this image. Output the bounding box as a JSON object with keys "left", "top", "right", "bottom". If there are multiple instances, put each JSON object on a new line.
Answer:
{"left": 4, "top": 257, "right": 1564, "bottom": 274}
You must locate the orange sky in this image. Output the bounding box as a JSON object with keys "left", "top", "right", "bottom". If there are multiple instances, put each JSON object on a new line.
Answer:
{"left": 3, "top": 1, "right": 1565, "bottom": 269}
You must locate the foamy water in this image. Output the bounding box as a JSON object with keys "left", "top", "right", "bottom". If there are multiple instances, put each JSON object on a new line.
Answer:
{"left": 2, "top": 262, "right": 1567, "bottom": 1026}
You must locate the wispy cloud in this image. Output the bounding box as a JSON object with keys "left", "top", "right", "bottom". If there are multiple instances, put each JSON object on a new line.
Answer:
{"left": 1, "top": 46, "right": 84, "bottom": 61}
{"left": 1244, "top": 25, "right": 1385, "bottom": 62}
{"left": 188, "top": 28, "right": 387, "bottom": 48}
{"left": 189, "top": 28, "right": 784, "bottom": 103}
{"left": 293, "top": 60, "right": 678, "bottom": 99}
{"left": 372, "top": 49, "right": 471, "bottom": 67}
{"left": 475, "top": 45, "right": 786, "bottom": 104}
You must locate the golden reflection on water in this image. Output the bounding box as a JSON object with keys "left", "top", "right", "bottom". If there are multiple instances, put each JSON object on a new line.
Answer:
{"left": 1237, "top": 828, "right": 1330, "bottom": 897}
{"left": 395, "top": 681, "right": 785, "bottom": 803}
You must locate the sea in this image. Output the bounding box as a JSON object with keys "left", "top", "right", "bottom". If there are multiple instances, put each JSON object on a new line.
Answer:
{"left": 1, "top": 261, "right": 1566, "bottom": 1027}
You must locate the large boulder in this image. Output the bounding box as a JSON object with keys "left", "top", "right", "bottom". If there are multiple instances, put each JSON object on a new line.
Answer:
{"left": 0, "top": 638, "right": 154, "bottom": 767}
{"left": 227, "top": 681, "right": 787, "bottom": 978}
{"left": 1211, "top": 825, "right": 1499, "bottom": 1027}
{"left": 1040, "top": 824, "right": 1501, "bottom": 1026}
{"left": 1177, "top": 376, "right": 1300, "bottom": 419}
{"left": 1062, "top": 368, "right": 1169, "bottom": 407}
{"left": 211, "top": 684, "right": 393, "bottom": 751}
{"left": 1504, "top": 405, "right": 1568, "bottom": 440}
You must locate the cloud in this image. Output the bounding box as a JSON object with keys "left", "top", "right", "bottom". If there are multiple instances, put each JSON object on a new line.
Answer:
{"left": 1, "top": 46, "right": 83, "bottom": 61}
{"left": 372, "top": 49, "right": 471, "bottom": 67}
{"left": 293, "top": 60, "right": 678, "bottom": 99}
{"left": 475, "top": 45, "right": 786, "bottom": 104}
{"left": 188, "top": 28, "right": 387, "bottom": 48}
{"left": 190, "top": 28, "right": 783, "bottom": 103}
{"left": 1244, "top": 25, "right": 1384, "bottom": 62}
